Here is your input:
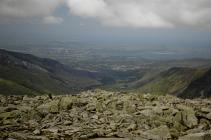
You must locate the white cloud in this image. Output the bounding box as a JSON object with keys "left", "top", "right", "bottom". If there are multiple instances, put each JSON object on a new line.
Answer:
{"left": 0, "top": 0, "right": 63, "bottom": 22}
{"left": 67, "top": 0, "right": 111, "bottom": 18}
{"left": 66, "top": 0, "right": 211, "bottom": 28}
{"left": 0, "top": 0, "right": 211, "bottom": 28}
{"left": 43, "top": 16, "right": 63, "bottom": 24}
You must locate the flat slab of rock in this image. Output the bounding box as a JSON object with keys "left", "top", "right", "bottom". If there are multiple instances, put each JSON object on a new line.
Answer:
{"left": 91, "top": 138, "right": 131, "bottom": 140}
{"left": 179, "top": 132, "right": 211, "bottom": 140}
{"left": 91, "top": 138, "right": 148, "bottom": 140}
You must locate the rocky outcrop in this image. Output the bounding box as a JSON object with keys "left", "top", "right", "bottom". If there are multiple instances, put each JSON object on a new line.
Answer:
{"left": 1, "top": 90, "right": 211, "bottom": 140}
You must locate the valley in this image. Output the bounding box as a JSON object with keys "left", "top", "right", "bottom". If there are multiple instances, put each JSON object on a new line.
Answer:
{"left": 1, "top": 1, "right": 211, "bottom": 139}
{"left": 0, "top": 45, "right": 211, "bottom": 98}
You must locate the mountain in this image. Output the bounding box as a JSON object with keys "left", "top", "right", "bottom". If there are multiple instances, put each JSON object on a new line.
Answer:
{"left": 0, "top": 49, "right": 102, "bottom": 95}
{"left": 131, "top": 67, "right": 209, "bottom": 96}
{"left": 1, "top": 49, "right": 211, "bottom": 98}
{"left": 179, "top": 68, "right": 211, "bottom": 98}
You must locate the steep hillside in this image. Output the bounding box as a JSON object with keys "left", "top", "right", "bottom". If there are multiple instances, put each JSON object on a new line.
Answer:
{"left": 0, "top": 49, "right": 102, "bottom": 95}
{"left": 132, "top": 67, "right": 208, "bottom": 95}
{"left": 179, "top": 68, "right": 211, "bottom": 98}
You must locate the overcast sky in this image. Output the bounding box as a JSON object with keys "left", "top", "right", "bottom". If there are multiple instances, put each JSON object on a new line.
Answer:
{"left": 0, "top": 0, "right": 211, "bottom": 48}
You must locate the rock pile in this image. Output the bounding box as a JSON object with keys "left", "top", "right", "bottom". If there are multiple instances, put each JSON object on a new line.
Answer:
{"left": 1, "top": 90, "right": 211, "bottom": 140}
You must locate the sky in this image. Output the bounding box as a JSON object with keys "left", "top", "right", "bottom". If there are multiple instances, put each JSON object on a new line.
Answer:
{"left": 0, "top": 0, "right": 211, "bottom": 49}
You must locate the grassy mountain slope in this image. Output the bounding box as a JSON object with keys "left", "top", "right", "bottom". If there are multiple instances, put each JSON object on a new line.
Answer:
{"left": 132, "top": 67, "right": 208, "bottom": 95}
{"left": 0, "top": 78, "right": 37, "bottom": 95}
{"left": 179, "top": 68, "right": 211, "bottom": 98}
{"left": 0, "top": 49, "right": 102, "bottom": 95}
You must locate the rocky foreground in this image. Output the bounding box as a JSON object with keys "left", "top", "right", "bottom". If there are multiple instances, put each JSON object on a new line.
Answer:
{"left": 1, "top": 90, "right": 211, "bottom": 140}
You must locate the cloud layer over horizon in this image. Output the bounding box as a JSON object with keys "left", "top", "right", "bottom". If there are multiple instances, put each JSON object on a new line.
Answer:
{"left": 0, "top": 0, "right": 211, "bottom": 28}
{"left": 0, "top": 0, "right": 63, "bottom": 24}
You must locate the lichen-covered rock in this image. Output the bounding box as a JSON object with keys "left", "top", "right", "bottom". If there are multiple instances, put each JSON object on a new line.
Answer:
{"left": 0, "top": 110, "right": 20, "bottom": 120}
{"left": 1, "top": 90, "right": 211, "bottom": 140}
{"left": 144, "top": 125, "right": 172, "bottom": 140}
{"left": 37, "top": 100, "right": 60, "bottom": 114}
{"left": 179, "top": 132, "right": 211, "bottom": 140}
{"left": 206, "top": 112, "right": 211, "bottom": 120}
{"left": 176, "top": 105, "right": 198, "bottom": 128}
{"left": 59, "top": 96, "right": 74, "bottom": 110}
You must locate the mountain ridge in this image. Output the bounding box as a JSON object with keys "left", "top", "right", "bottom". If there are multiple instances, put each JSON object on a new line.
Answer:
{"left": 131, "top": 67, "right": 209, "bottom": 97}
{"left": 179, "top": 68, "right": 211, "bottom": 98}
{"left": 0, "top": 49, "right": 102, "bottom": 95}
